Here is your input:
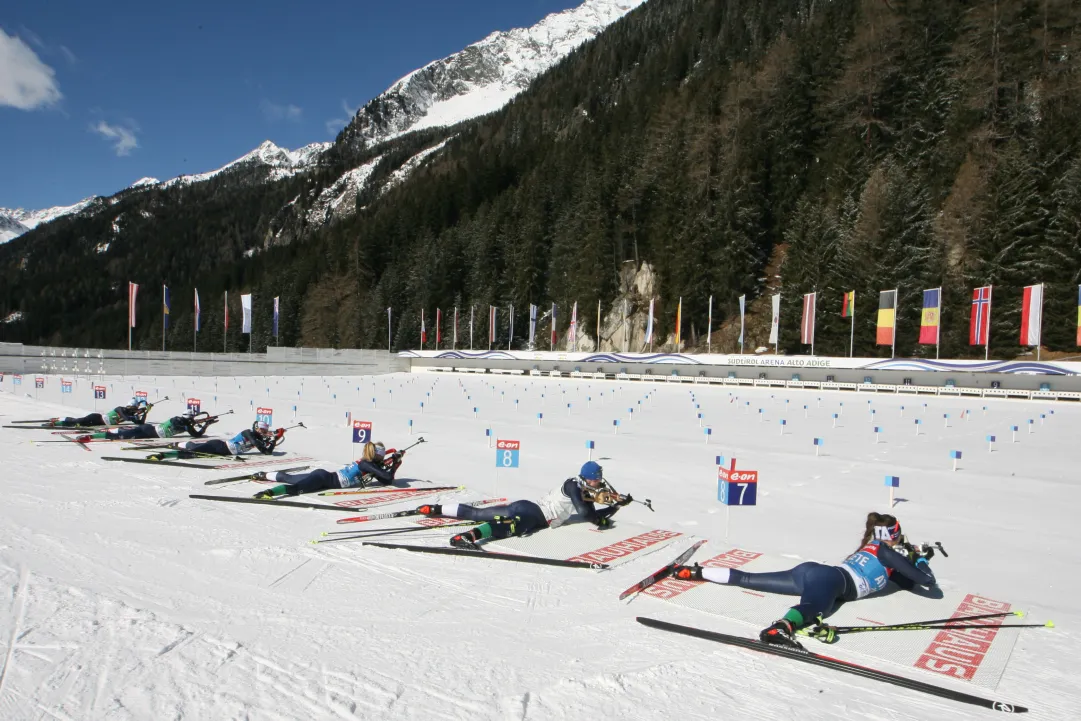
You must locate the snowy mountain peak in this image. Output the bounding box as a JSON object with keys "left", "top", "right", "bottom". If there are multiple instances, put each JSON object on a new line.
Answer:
{"left": 131, "top": 177, "right": 160, "bottom": 188}
{"left": 341, "top": 0, "right": 645, "bottom": 149}
{"left": 0, "top": 198, "right": 96, "bottom": 244}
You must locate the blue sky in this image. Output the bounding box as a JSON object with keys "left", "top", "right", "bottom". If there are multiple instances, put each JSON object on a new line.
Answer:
{"left": 0, "top": 0, "right": 580, "bottom": 210}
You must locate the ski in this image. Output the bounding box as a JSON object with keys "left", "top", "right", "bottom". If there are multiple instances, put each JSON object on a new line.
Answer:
{"left": 363, "top": 542, "right": 609, "bottom": 569}
{"left": 336, "top": 497, "right": 507, "bottom": 525}
{"left": 636, "top": 617, "right": 1028, "bottom": 714}
{"left": 317, "top": 485, "right": 462, "bottom": 496}
{"left": 322, "top": 520, "right": 476, "bottom": 537}
{"left": 619, "top": 539, "right": 707, "bottom": 601}
{"left": 203, "top": 466, "right": 311, "bottom": 485}
{"left": 101, "top": 457, "right": 228, "bottom": 469}
{"left": 313, "top": 522, "right": 478, "bottom": 544}
{"left": 188, "top": 494, "right": 359, "bottom": 511}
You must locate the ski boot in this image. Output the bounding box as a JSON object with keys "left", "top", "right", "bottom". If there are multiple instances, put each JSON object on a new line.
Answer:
{"left": 759, "top": 619, "right": 801, "bottom": 648}
{"left": 672, "top": 563, "right": 704, "bottom": 581}
{"left": 449, "top": 531, "right": 480, "bottom": 550}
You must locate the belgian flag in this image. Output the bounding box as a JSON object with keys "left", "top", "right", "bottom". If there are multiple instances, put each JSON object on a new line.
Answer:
{"left": 876, "top": 290, "right": 897, "bottom": 345}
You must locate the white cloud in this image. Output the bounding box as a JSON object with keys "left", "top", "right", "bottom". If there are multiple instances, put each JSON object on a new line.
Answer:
{"left": 91, "top": 120, "right": 139, "bottom": 156}
{"left": 261, "top": 99, "right": 302, "bottom": 122}
{"left": 0, "top": 28, "right": 62, "bottom": 110}
{"left": 325, "top": 99, "right": 360, "bottom": 136}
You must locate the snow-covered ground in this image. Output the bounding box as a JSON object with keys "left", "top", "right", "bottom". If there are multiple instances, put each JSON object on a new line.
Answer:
{"left": 0, "top": 371, "right": 1078, "bottom": 719}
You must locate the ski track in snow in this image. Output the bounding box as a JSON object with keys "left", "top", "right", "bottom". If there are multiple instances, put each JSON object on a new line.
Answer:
{"left": 0, "top": 372, "right": 1079, "bottom": 719}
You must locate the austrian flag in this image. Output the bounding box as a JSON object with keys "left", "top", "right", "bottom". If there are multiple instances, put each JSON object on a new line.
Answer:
{"left": 1020, "top": 284, "right": 1043, "bottom": 347}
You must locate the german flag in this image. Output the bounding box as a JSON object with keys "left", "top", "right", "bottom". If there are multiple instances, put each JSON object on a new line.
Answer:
{"left": 876, "top": 290, "right": 897, "bottom": 345}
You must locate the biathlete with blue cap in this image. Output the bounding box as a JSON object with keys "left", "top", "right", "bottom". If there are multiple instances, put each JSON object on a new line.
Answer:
{"left": 672, "top": 511, "right": 938, "bottom": 647}
{"left": 416, "top": 461, "right": 634, "bottom": 550}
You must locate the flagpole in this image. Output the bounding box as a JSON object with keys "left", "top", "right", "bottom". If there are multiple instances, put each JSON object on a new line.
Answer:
{"left": 849, "top": 292, "right": 855, "bottom": 358}
{"left": 986, "top": 286, "right": 992, "bottom": 361}
{"left": 470, "top": 305, "right": 474, "bottom": 350}
{"left": 810, "top": 293, "right": 815, "bottom": 357}
{"left": 622, "top": 299, "right": 627, "bottom": 353}
{"left": 1037, "top": 283, "right": 1044, "bottom": 361}
{"left": 707, "top": 295, "right": 713, "bottom": 354}
{"left": 596, "top": 299, "right": 601, "bottom": 352}
{"left": 128, "top": 284, "right": 132, "bottom": 352}
{"left": 387, "top": 307, "right": 392, "bottom": 352}
{"left": 162, "top": 284, "right": 166, "bottom": 353}
{"left": 891, "top": 289, "right": 898, "bottom": 360}
{"left": 508, "top": 304, "right": 513, "bottom": 351}
{"left": 193, "top": 290, "right": 197, "bottom": 354}
{"left": 936, "top": 286, "right": 942, "bottom": 360}
{"left": 223, "top": 290, "right": 227, "bottom": 354}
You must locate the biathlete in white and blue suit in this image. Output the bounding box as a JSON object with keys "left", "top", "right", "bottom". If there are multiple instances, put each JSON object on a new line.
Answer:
{"left": 672, "top": 512, "right": 937, "bottom": 647}
{"left": 416, "top": 461, "right": 633, "bottom": 550}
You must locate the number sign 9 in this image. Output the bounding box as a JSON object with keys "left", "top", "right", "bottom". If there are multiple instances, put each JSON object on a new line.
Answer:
{"left": 496, "top": 439, "right": 520, "bottom": 468}
{"left": 352, "top": 420, "right": 373, "bottom": 444}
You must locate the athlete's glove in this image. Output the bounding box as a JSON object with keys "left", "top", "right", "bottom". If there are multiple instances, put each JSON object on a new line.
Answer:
{"left": 617, "top": 494, "right": 634, "bottom": 507}
{"left": 916, "top": 545, "right": 935, "bottom": 562}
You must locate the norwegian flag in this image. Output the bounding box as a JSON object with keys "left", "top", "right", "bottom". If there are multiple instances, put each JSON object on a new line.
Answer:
{"left": 970, "top": 286, "right": 991, "bottom": 346}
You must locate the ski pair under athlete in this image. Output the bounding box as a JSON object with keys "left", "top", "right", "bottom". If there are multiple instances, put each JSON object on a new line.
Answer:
{"left": 416, "top": 460, "right": 634, "bottom": 550}
{"left": 672, "top": 511, "right": 937, "bottom": 646}
{"left": 251, "top": 441, "right": 405, "bottom": 499}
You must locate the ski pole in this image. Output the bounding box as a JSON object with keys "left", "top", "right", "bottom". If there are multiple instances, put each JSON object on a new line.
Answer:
{"left": 832, "top": 621, "right": 1053, "bottom": 636}
{"left": 318, "top": 485, "right": 462, "bottom": 496}
{"left": 831, "top": 610, "right": 1024, "bottom": 634}
{"left": 314, "top": 521, "right": 478, "bottom": 543}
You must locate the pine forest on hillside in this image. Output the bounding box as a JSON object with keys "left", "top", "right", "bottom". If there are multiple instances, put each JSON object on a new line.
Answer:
{"left": 2, "top": 0, "right": 1081, "bottom": 360}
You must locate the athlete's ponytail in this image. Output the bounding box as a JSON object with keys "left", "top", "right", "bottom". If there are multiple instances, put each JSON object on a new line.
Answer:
{"left": 858, "top": 511, "right": 899, "bottom": 549}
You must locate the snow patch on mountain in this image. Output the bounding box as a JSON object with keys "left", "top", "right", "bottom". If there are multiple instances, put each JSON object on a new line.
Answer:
{"left": 131, "top": 177, "right": 160, "bottom": 188}
{"left": 161, "top": 140, "right": 331, "bottom": 189}
{"left": 306, "top": 156, "right": 384, "bottom": 225}
{"left": 0, "top": 198, "right": 97, "bottom": 243}
{"left": 343, "top": 0, "right": 645, "bottom": 149}
{"left": 382, "top": 140, "right": 450, "bottom": 194}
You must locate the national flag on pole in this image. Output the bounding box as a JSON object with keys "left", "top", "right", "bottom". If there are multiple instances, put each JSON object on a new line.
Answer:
{"left": 842, "top": 290, "right": 855, "bottom": 318}
{"left": 970, "top": 286, "right": 991, "bottom": 345}
{"left": 489, "top": 306, "right": 496, "bottom": 345}
{"left": 645, "top": 298, "right": 654, "bottom": 343}
{"left": 453, "top": 307, "right": 458, "bottom": 347}
{"left": 918, "top": 288, "right": 941, "bottom": 344}
{"left": 241, "top": 293, "right": 252, "bottom": 333}
{"left": 801, "top": 292, "right": 816, "bottom": 345}
{"left": 163, "top": 285, "right": 170, "bottom": 329}
{"left": 551, "top": 303, "right": 557, "bottom": 347}
{"left": 273, "top": 297, "right": 279, "bottom": 338}
{"left": 128, "top": 282, "right": 138, "bottom": 327}
{"left": 876, "top": 290, "right": 897, "bottom": 345}
{"left": 570, "top": 301, "right": 578, "bottom": 350}
{"left": 436, "top": 308, "right": 442, "bottom": 347}
{"left": 674, "top": 298, "right": 682, "bottom": 347}
{"left": 738, "top": 295, "right": 745, "bottom": 345}
{"left": 224, "top": 291, "right": 229, "bottom": 333}
{"left": 1077, "top": 286, "right": 1081, "bottom": 346}
{"left": 1020, "top": 284, "right": 1044, "bottom": 346}
{"left": 194, "top": 289, "right": 201, "bottom": 332}
{"left": 528, "top": 304, "right": 537, "bottom": 345}
{"left": 768, "top": 294, "right": 780, "bottom": 344}
{"left": 420, "top": 309, "right": 426, "bottom": 345}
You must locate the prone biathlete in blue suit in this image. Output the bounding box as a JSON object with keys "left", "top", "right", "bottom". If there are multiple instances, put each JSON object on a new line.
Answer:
{"left": 672, "top": 512, "right": 937, "bottom": 647}
{"left": 416, "top": 461, "right": 632, "bottom": 550}
{"left": 252, "top": 441, "right": 404, "bottom": 499}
